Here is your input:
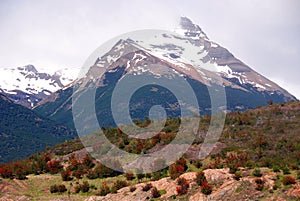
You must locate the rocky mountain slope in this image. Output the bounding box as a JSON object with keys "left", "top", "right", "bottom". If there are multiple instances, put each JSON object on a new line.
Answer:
{"left": 34, "top": 17, "right": 296, "bottom": 131}
{"left": 85, "top": 169, "right": 300, "bottom": 201}
{"left": 0, "top": 65, "right": 79, "bottom": 108}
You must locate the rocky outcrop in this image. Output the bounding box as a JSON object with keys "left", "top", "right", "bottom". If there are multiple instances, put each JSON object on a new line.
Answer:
{"left": 85, "top": 168, "right": 300, "bottom": 201}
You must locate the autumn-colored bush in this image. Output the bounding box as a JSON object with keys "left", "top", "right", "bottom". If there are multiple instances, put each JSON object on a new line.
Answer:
{"left": 225, "top": 153, "right": 248, "bottom": 174}
{"left": 255, "top": 178, "right": 264, "bottom": 191}
{"left": 142, "top": 183, "right": 153, "bottom": 192}
{"left": 207, "top": 157, "right": 223, "bottom": 169}
{"left": 50, "top": 184, "right": 67, "bottom": 193}
{"left": 67, "top": 154, "right": 80, "bottom": 171}
{"left": 97, "top": 182, "right": 110, "bottom": 196}
{"left": 125, "top": 172, "right": 134, "bottom": 181}
{"left": 15, "top": 168, "right": 27, "bottom": 180}
{"left": 0, "top": 165, "right": 13, "bottom": 179}
{"left": 194, "top": 171, "right": 213, "bottom": 195}
{"left": 168, "top": 158, "right": 187, "bottom": 179}
{"left": 113, "top": 180, "right": 128, "bottom": 191}
{"left": 201, "top": 180, "right": 212, "bottom": 195}
{"left": 195, "top": 171, "right": 205, "bottom": 186}
{"left": 176, "top": 177, "right": 189, "bottom": 195}
{"left": 46, "top": 160, "right": 62, "bottom": 174}
{"left": 176, "top": 158, "right": 188, "bottom": 171}
{"left": 283, "top": 176, "right": 296, "bottom": 185}
{"left": 169, "top": 163, "right": 185, "bottom": 180}
{"left": 73, "top": 184, "right": 81, "bottom": 194}
{"left": 72, "top": 170, "right": 83, "bottom": 180}
{"left": 58, "top": 184, "right": 67, "bottom": 193}
{"left": 130, "top": 186, "right": 136, "bottom": 192}
{"left": 151, "top": 187, "right": 160, "bottom": 198}
{"left": 81, "top": 181, "right": 90, "bottom": 193}
{"left": 50, "top": 185, "right": 59, "bottom": 193}
{"left": 61, "top": 169, "right": 73, "bottom": 181}
{"left": 86, "top": 169, "right": 98, "bottom": 179}
{"left": 82, "top": 154, "right": 94, "bottom": 169}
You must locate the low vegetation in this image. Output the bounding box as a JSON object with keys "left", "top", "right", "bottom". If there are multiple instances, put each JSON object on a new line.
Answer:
{"left": 0, "top": 101, "right": 299, "bottom": 200}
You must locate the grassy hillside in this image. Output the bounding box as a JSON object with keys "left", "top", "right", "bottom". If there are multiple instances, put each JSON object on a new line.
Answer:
{"left": 0, "top": 101, "right": 299, "bottom": 200}
{"left": 44, "top": 100, "right": 300, "bottom": 169}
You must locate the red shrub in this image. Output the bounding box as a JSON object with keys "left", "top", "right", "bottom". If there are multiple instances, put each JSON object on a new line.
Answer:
{"left": 169, "top": 164, "right": 185, "bottom": 179}
{"left": 195, "top": 171, "right": 206, "bottom": 186}
{"left": 125, "top": 172, "right": 134, "bottom": 181}
{"left": 255, "top": 178, "right": 265, "bottom": 191}
{"left": 98, "top": 182, "right": 110, "bottom": 196}
{"left": 82, "top": 154, "right": 94, "bottom": 168}
{"left": 176, "top": 177, "right": 189, "bottom": 195}
{"left": 81, "top": 181, "right": 90, "bottom": 193}
{"left": 283, "top": 176, "right": 296, "bottom": 185}
{"left": 207, "top": 157, "right": 223, "bottom": 169}
{"left": 176, "top": 186, "right": 187, "bottom": 195}
{"left": 201, "top": 180, "right": 213, "bottom": 195}
{"left": 61, "top": 169, "right": 73, "bottom": 181}
{"left": 225, "top": 153, "right": 248, "bottom": 173}
{"left": 176, "top": 158, "right": 188, "bottom": 170}
{"left": 142, "top": 183, "right": 153, "bottom": 192}
{"left": 46, "top": 160, "right": 62, "bottom": 174}
{"left": 72, "top": 170, "right": 83, "bottom": 180}
{"left": 151, "top": 187, "right": 160, "bottom": 198}
{"left": 0, "top": 165, "right": 13, "bottom": 179}
{"left": 15, "top": 168, "right": 27, "bottom": 180}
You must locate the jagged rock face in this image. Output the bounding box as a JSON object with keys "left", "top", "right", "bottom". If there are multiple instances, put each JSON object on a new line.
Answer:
{"left": 179, "top": 16, "right": 209, "bottom": 40}
{"left": 0, "top": 65, "right": 78, "bottom": 108}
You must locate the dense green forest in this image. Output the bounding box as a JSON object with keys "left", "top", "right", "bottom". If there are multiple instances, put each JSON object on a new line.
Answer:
{"left": 0, "top": 94, "right": 77, "bottom": 163}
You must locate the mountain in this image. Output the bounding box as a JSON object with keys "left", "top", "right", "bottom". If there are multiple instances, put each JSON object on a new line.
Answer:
{"left": 0, "top": 93, "right": 77, "bottom": 163}
{"left": 34, "top": 17, "right": 296, "bottom": 131}
{"left": 0, "top": 64, "right": 79, "bottom": 108}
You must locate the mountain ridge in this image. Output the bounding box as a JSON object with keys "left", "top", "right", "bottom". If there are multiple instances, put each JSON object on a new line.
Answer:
{"left": 34, "top": 17, "right": 296, "bottom": 130}
{"left": 0, "top": 64, "right": 79, "bottom": 108}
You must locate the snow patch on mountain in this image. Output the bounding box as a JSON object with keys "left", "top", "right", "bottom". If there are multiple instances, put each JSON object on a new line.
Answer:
{"left": 0, "top": 65, "right": 79, "bottom": 107}
{"left": 81, "top": 16, "right": 295, "bottom": 102}
{"left": 0, "top": 65, "right": 79, "bottom": 95}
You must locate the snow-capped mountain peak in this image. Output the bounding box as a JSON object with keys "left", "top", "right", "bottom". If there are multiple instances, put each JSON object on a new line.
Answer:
{"left": 0, "top": 65, "right": 79, "bottom": 108}
{"left": 84, "top": 17, "right": 296, "bottom": 102}
{"left": 33, "top": 16, "right": 296, "bottom": 132}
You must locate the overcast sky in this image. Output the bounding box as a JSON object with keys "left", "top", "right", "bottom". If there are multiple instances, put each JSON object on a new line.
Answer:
{"left": 0, "top": 0, "right": 299, "bottom": 99}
